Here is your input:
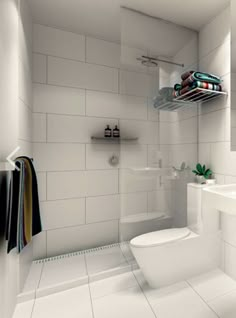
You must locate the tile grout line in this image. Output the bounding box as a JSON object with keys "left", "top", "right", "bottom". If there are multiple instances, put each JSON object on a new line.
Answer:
{"left": 29, "top": 299, "right": 36, "bottom": 318}
{"left": 185, "top": 280, "right": 221, "bottom": 318}
{"left": 36, "top": 261, "right": 45, "bottom": 294}
{"left": 131, "top": 270, "right": 158, "bottom": 318}
{"left": 29, "top": 262, "right": 45, "bottom": 318}
{"left": 119, "top": 243, "right": 132, "bottom": 267}
{"left": 84, "top": 254, "right": 95, "bottom": 318}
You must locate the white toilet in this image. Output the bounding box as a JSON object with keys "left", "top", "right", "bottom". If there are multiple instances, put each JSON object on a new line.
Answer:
{"left": 130, "top": 183, "right": 221, "bottom": 288}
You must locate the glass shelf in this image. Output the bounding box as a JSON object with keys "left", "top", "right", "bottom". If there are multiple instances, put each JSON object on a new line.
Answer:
{"left": 91, "top": 136, "right": 138, "bottom": 142}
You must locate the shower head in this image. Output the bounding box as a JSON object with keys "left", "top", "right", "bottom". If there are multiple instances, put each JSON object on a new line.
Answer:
{"left": 137, "top": 56, "right": 158, "bottom": 67}
{"left": 137, "top": 55, "right": 185, "bottom": 68}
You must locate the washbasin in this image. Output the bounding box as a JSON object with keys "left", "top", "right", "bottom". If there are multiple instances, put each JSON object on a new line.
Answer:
{"left": 203, "top": 184, "right": 236, "bottom": 215}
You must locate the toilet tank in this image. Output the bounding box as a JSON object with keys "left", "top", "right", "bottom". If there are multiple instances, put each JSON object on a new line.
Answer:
{"left": 187, "top": 183, "right": 205, "bottom": 233}
{"left": 187, "top": 183, "right": 219, "bottom": 234}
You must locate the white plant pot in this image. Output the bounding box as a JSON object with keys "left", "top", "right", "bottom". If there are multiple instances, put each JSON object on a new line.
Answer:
{"left": 195, "top": 175, "right": 206, "bottom": 184}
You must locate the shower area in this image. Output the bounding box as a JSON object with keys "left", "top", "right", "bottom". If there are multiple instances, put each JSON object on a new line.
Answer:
{"left": 13, "top": 5, "right": 199, "bottom": 304}
{"left": 118, "top": 8, "right": 198, "bottom": 242}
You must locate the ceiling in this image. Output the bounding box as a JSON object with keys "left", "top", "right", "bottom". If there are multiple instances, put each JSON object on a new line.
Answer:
{"left": 28, "top": 0, "right": 230, "bottom": 42}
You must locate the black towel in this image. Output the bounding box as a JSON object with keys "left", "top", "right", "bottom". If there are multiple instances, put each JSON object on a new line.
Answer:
{"left": 6, "top": 157, "right": 42, "bottom": 253}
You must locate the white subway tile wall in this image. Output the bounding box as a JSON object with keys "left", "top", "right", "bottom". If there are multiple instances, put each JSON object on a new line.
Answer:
{"left": 32, "top": 23, "right": 198, "bottom": 258}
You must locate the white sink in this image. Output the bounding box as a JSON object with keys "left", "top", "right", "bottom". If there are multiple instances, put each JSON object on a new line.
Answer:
{"left": 203, "top": 184, "right": 236, "bottom": 215}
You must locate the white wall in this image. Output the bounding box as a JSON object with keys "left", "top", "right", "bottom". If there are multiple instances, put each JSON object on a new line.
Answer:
{"left": 197, "top": 7, "right": 234, "bottom": 275}
{"left": 0, "top": 0, "right": 33, "bottom": 317}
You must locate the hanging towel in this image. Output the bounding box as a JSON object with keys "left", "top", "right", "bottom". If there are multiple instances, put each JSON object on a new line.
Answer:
{"left": 6, "top": 162, "right": 21, "bottom": 252}
{"left": 7, "top": 156, "right": 42, "bottom": 253}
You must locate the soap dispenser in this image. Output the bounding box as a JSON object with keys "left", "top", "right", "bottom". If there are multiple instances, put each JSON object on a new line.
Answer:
{"left": 104, "top": 125, "right": 112, "bottom": 138}
{"left": 113, "top": 125, "right": 120, "bottom": 138}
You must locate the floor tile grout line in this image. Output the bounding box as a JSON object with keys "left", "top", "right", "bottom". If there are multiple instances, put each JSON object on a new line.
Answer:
{"left": 187, "top": 278, "right": 236, "bottom": 304}
{"left": 85, "top": 254, "right": 95, "bottom": 318}
{"left": 185, "top": 280, "right": 221, "bottom": 318}
{"left": 35, "top": 262, "right": 45, "bottom": 298}
{"left": 30, "top": 299, "right": 36, "bottom": 318}
{"left": 131, "top": 270, "right": 158, "bottom": 318}
{"left": 119, "top": 242, "right": 132, "bottom": 267}
{"left": 91, "top": 284, "right": 141, "bottom": 302}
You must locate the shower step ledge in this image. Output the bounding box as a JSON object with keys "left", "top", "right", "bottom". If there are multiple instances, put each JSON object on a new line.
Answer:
{"left": 17, "top": 243, "right": 138, "bottom": 303}
{"left": 17, "top": 263, "right": 134, "bottom": 303}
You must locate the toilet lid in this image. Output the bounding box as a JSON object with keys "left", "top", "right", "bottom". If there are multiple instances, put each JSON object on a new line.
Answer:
{"left": 130, "top": 227, "right": 191, "bottom": 248}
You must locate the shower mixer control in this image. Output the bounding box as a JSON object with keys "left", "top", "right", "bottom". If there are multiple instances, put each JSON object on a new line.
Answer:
{"left": 109, "top": 154, "right": 119, "bottom": 166}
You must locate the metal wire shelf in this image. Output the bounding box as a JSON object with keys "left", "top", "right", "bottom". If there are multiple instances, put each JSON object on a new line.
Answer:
{"left": 154, "top": 88, "right": 227, "bottom": 112}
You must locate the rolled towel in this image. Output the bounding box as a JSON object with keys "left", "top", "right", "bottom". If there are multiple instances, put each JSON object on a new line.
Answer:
{"left": 191, "top": 81, "right": 222, "bottom": 91}
{"left": 174, "top": 83, "right": 182, "bottom": 91}
{"left": 173, "top": 81, "right": 223, "bottom": 98}
{"left": 153, "top": 87, "right": 174, "bottom": 107}
{"left": 182, "top": 72, "right": 222, "bottom": 87}
{"left": 159, "top": 87, "right": 174, "bottom": 98}
{"left": 181, "top": 70, "right": 194, "bottom": 81}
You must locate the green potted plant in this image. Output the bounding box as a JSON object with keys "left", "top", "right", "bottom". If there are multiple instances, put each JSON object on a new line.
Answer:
{"left": 192, "top": 163, "right": 213, "bottom": 184}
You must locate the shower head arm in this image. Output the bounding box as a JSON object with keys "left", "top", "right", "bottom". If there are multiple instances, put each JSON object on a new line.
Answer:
{"left": 141, "top": 55, "right": 184, "bottom": 68}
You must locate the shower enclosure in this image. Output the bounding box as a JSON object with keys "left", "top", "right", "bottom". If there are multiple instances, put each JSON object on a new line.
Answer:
{"left": 118, "top": 7, "right": 199, "bottom": 242}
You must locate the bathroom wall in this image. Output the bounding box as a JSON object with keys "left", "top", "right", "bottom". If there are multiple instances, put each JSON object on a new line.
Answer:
{"left": 0, "top": 0, "right": 33, "bottom": 317}
{"left": 197, "top": 7, "right": 233, "bottom": 274}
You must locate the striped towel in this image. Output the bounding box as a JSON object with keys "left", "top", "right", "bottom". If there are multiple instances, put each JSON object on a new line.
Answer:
{"left": 7, "top": 157, "right": 42, "bottom": 253}
{"left": 173, "top": 81, "right": 222, "bottom": 97}
{"left": 181, "top": 72, "right": 222, "bottom": 87}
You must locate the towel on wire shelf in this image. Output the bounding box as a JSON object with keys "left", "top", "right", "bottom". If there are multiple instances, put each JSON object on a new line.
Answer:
{"left": 180, "top": 71, "right": 221, "bottom": 84}
{"left": 181, "top": 72, "right": 222, "bottom": 88}
{"left": 6, "top": 156, "right": 42, "bottom": 253}
{"left": 173, "top": 81, "right": 222, "bottom": 97}
{"left": 153, "top": 87, "right": 174, "bottom": 108}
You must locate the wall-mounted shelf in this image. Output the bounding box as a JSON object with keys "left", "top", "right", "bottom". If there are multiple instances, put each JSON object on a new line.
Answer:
{"left": 130, "top": 167, "right": 172, "bottom": 177}
{"left": 154, "top": 88, "right": 227, "bottom": 112}
{"left": 91, "top": 136, "right": 138, "bottom": 142}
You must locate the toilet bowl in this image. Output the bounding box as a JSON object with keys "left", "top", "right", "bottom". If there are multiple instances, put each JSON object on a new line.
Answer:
{"left": 130, "top": 183, "right": 221, "bottom": 288}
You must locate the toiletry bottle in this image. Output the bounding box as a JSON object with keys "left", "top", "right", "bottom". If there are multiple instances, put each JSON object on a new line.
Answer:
{"left": 104, "top": 125, "right": 112, "bottom": 137}
{"left": 113, "top": 125, "right": 120, "bottom": 138}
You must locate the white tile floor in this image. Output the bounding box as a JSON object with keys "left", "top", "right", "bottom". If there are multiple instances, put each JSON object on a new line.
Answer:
{"left": 14, "top": 243, "right": 236, "bottom": 318}
{"left": 13, "top": 268, "right": 236, "bottom": 318}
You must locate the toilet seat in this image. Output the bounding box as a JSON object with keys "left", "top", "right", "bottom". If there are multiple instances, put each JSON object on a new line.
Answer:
{"left": 130, "top": 227, "right": 191, "bottom": 248}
